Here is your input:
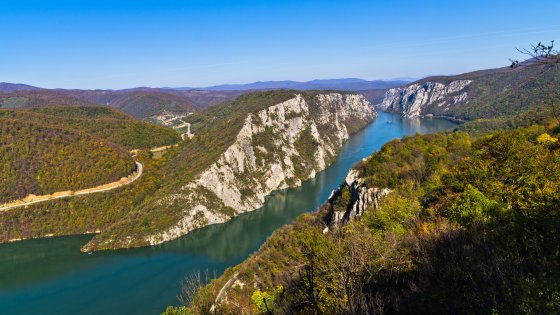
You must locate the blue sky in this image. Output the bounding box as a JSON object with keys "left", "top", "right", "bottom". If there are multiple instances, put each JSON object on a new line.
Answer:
{"left": 1, "top": 0, "right": 559, "bottom": 89}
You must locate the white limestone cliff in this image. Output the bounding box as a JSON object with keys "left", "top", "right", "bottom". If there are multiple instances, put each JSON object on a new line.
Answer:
{"left": 378, "top": 80, "right": 472, "bottom": 117}
{"left": 324, "top": 165, "right": 391, "bottom": 233}
{"left": 145, "top": 93, "right": 376, "bottom": 245}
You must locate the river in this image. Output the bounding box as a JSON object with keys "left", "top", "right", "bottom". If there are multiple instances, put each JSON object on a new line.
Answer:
{"left": 0, "top": 112, "right": 456, "bottom": 315}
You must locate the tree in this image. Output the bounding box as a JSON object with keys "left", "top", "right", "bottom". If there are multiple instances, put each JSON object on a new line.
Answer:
{"left": 510, "top": 40, "right": 559, "bottom": 68}
{"left": 510, "top": 41, "right": 560, "bottom": 124}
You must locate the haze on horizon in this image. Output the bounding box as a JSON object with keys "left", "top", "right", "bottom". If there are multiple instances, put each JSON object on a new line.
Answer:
{"left": 1, "top": 0, "right": 559, "bottom": 90}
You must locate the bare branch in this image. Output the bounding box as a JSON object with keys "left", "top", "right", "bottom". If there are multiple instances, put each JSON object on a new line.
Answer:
{"left": 510, "top": 40, "right": 560, "bottom": 68}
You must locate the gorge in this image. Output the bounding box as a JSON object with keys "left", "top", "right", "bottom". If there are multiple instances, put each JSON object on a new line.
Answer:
{"left": 0, "top": 112, "right": 457, "bottom": 315}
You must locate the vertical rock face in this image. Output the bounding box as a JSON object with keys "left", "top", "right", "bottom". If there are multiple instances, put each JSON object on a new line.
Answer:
{"left": 378, "top": 80, "right": 472, "bottom": 117}
{"left": 146, "top": 93, "right": 376, "bottom": 245}
{"left": 323, "top": 167, "right": 391, "bottom": 232}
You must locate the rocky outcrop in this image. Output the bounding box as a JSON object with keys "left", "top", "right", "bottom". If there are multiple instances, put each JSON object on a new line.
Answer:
{"left": 323, "top": 168, "right": 391, "bottom": 233}
{"left": 378, "top": 80, "right": 472, "bottom": 117}
{"left": 145, "top": 93, "right": 376, "bottom": 245}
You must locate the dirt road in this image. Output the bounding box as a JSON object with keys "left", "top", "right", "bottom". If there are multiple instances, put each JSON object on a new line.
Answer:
{"left": 0, "top": 161, "right": 143, "bottom": 212}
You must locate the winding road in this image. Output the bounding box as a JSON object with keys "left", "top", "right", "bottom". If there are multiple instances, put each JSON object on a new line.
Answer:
{"left": 0, "top": 161, "right": 143, "bottom": 212}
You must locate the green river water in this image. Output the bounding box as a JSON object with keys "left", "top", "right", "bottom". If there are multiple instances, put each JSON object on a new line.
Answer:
{"left": 0, "top": 112, "right": 456, "bottom": 314}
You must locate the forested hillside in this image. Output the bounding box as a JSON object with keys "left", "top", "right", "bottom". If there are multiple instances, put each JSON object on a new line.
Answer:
{"left": 0, "top": 106, "right": 180, "bottom": 149}
{"left": 176, "top": 114, "right": 559, "bottom": 314}
{"left": 0, "top": 87, "right": 244, "bottom": 119}
{"left": 105, "top": 92, "right": 197, "bottom": 118}
{"left": 0, "top": 91, "right": 377, "bottom": 252}
{"left": 0, "top": 104, "right": 184, "bottom": 239}
{"left": 83, "top": 90, "right": 376, "bottom": 251}
{"left": 0, "top": 90, "right": 96, "bottom": 108}
{"left": 0, "top": 105, "right": 179, "bottom": 204}
{"left": 379, "top": 63, "right": 560, "bottom": 124}
{"left": 452, "top": 63, "right": 560, "bottom": 120}
{"left": 0, "top": 118, "right": 135, "bottom": 203}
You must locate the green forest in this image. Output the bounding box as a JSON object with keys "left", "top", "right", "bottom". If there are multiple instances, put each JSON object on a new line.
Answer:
{"left": 0, "top": 105, "right": 183, "bottom": 240}
{"left": 0, "top": 92, "right": 338, "bottom": 250}
{"left": 0, "top": 149, "right": 168, "bottom": 242}
{"left": 169, "top": 107, "right": 560, "bottom": 313}
{"left": 0, "top": 106, "right": 181, "bottom": 149}
{"left": 0, "top": 106, "right": 180, "bottom": 203}
{"left": 0, "top": 118, "right": 135, "bottom": 203}
{"left": 454, "top": 64, "right": 560, "bottom": 120}
{"left": 83, "top": 90, "right": 371, "bottom": 251}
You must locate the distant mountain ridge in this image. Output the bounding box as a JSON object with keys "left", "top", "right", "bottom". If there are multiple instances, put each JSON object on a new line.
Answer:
{"left": 174, "top": 78, "right": 409, "bottom": 91}
{"left": 0, "top": 78, "right": 409, "bottom": 94}
{"left": 0, "top": 78, "right": 404, "bottom": 119}
{"left": 0, "top": 82, "right": 42, "bottom": 92}
{"left": 0, "top": 85, "right": 242, "bottom": 119}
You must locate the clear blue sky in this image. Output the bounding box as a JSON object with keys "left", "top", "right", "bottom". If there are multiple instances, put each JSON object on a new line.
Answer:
{"left": 1, "top": 0, "right": 559, "bottom": 89}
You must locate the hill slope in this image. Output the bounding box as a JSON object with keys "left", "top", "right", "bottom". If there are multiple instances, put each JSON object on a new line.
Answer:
{"left": 0, "top": 87, "right": 241, "bottom": 121}
{"left": 0, "top": 90, "right": 377, "bottom": 251}
{"left": 0, "top": 118, "right": 135, "bottom": 204}
{"left": 58, "top": 90, "right": 201, "bottom": 118}
{"left": 0, "top": 82, "right": 42, "bottom": 92}
{"left": 0, "top": 106, "right": 181, "bottom": 149}
{"left": 181, "top": 119, "right": 560, "bottom": 314}
{"left": 0, "top": 90, "right": 97, "bottom": 109}
{"left": 84, "top": 90, "right": 377, "bottom": 251}
{"left": 377, "top": 63, "right": 560, "bottom": 121}
{"left": 165, "top": 62, "right": 560, "bottom": 315}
